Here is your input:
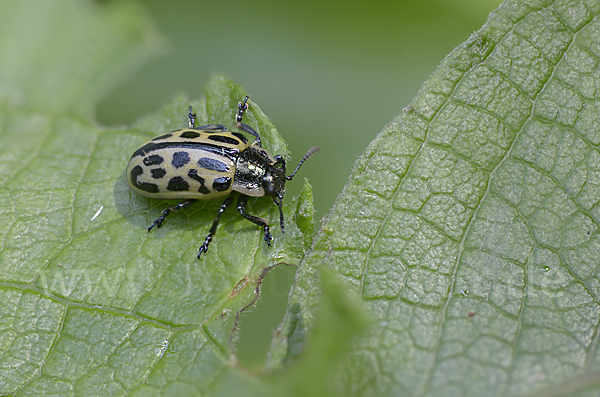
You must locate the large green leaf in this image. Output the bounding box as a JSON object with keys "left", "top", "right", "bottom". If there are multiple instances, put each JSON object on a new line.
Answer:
{"left": 3, "top": 0, "right": 600, "bottom": 396}
{"left": 0, "top": 1, "right": 320, "bottom": 395}
{"left": 271, "top": 0, "right": 600, "bottom": 396}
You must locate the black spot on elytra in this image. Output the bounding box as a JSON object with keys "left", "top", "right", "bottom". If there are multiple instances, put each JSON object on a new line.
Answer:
{"left": 143, "top": 154, "right": 163, "bottom": 166}
{"left": 188, "top": 169, "right": 211, "bottom": 194}
{"left": 151, "top": 133, "right": 173, "bottom": 141}
{"left": 180, "top": 130, "right": 201, "bottom": 139}
{"left": 131, "top": 141, "right": 239, "bottom": 162}
{"left": 231, "top": 132, "right": 248, "bottom": 143}
{"left": 130, "top": 165, "right": 159, "bottom": 193}
{"left": 172, "top": 151, "right": 190, "bottom": 168}
{"left": 197, "top": 157, "right": 229, "bottom": 172}
{"left": 208, "top": 135, "right": 240, "bottom": 145}
{"left": 213, "top": 176, "right": 232, "bottom": 192}
{"left": 167, "top": 176, "right": 189, "bottom": 191}
{"left": 150, "top": 168, "right": 166, "bottom": 179}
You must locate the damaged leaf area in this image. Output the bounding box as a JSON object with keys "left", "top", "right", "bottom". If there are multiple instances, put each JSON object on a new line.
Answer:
{"left": 272, "top": 1, "right": 600, "bottom": 396}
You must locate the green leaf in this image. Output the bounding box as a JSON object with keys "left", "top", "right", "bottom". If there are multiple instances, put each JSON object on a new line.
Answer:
{"left": 209, "top": 270, "right": 370, "bottom": 397}
{"left": 5, "top": 0, "right": 600, "bottom": 396}
{"left": 0, "top": 0, "right": 160, "bottom": 120}
{"left": 0, "top": 1, "right": 315, "bottom": 395}
{"left": 273, "top": 0, "right": 600, "bottom": 396}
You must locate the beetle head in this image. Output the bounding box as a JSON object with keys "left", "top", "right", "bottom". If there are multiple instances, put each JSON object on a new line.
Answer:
{"left": 263, "top": 155, "right": 286, "bottom": 197}
{"left": 263, "top": 147, "right": 319, "bottom": 233}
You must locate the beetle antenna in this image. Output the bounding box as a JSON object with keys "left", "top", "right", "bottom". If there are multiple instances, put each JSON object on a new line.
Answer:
{"left": 286, "top": 147, "right": 319, "bottom": 181}
{"left": 275, "top": 194, "right": 285, "bottom": 233}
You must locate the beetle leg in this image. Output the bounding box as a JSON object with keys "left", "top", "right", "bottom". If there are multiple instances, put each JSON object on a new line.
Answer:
{"left": 235, "top": 96, "right": 262, "bottom": 146}
{"left": 198, "top": 196, "right": 234, "bottom": 259}
{"left": 235, "top": 122, "right": 262, "bottom": 146}
{"left": 188, "top": 106, "right": 196, "bottom": 128}
{"left": 236, "top": 195, "right": 273, "bottom": 246}
{"left": 187, "top": 106, "right": 228, "bottom": 131}
{"left": 195, "top": 124, "right": 228, "bottom": 132}
{"left": 273, "top": 195, "right": 285, "bottom": 234}
{"left": 236, "top": 96, "right": 249, "bottom": 122}
{"left": 273, "top": 155, "right": 286, "bottom": 167}
{"left": 148, "top": 199, "right": 197, "bottom": 231}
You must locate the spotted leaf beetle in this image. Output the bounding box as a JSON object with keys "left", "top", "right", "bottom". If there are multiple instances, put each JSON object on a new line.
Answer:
{"left": 126, "top": 96, "right": 318, "bottom": 258}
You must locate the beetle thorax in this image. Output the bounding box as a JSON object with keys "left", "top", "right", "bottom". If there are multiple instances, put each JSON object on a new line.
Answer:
{"left": 233, "top": 145, "right": 285, "bottom": 198}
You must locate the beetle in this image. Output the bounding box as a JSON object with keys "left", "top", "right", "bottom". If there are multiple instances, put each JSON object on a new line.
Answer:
{"left": 126, "top": 96, "right": 318, "bottom": 259}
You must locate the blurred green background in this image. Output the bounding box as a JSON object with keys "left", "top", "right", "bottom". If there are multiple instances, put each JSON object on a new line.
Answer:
{"left": 95, "top": 0, "right": 503, "bottom": 370}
